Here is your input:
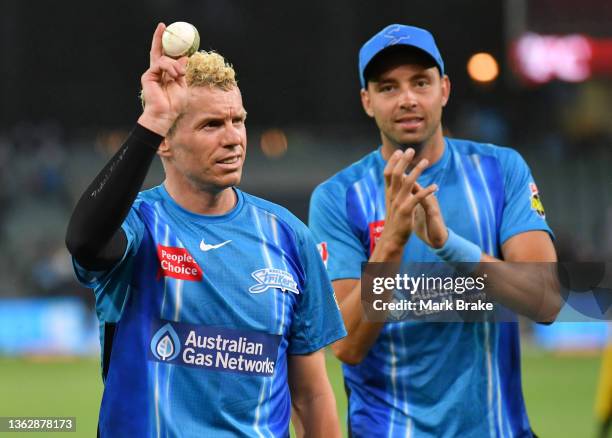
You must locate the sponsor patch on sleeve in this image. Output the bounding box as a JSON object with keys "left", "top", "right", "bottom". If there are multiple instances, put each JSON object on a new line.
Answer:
{"left": 529, "top": 183, "right": 546, "bottom": 218}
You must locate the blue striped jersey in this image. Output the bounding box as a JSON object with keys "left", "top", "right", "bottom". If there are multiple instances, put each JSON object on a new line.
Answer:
{"left": 309, "top": 138, "right": 552, "bottom": 438}
{"left": 73, "top": 185, "right": 346, "bottom": 437}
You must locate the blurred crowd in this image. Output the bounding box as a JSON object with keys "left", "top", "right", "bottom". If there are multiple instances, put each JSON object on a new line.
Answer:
{"left": 1, "top": 78, "right": 612, "bottom": 300}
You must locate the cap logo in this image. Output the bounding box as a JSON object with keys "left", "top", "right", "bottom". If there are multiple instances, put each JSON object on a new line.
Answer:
{"left": 383, "top": 25, "right": 412, "bottom": 47}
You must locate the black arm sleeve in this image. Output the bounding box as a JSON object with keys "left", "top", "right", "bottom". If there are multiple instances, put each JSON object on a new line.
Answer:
{"left": 65, "top": 123, "right": 164, "bottom": 271}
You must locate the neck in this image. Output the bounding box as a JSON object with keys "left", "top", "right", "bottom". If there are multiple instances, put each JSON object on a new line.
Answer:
{"left": 163, "top": 175, "right": 237, "bottom": 216}
{"left": 381, "top": 125, "right": 445, "bottom": 165}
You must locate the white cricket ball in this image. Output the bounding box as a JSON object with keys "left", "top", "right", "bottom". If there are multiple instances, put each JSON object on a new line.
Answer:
{"left": 162, "top": 22, "right": 200, "bottom": 58}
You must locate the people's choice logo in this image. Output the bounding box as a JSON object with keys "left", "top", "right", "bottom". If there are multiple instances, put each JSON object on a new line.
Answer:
{"left": 150, "top": 323, "right": 181, "bottom": 361}
{"left": 157, "top": 244, "right": 203, "bottom": 281}
{"left": 249, "top": 268, "right": 299, "bottom": 294}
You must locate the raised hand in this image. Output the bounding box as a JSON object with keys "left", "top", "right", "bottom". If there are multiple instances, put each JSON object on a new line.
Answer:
{"left": 380, "top": 149, "right": 438, "bottom": 249}
{"left": 137, "top": 23, "right": 190, "bottom": 137}
{"left": 413, "top": 182, "right": 448, "bottom": 249}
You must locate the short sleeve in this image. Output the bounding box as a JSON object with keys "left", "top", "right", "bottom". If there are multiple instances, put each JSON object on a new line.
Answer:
{"left": 288, "top": 227, "right": 346, "bottom": 355}
{"left": 72, "top": 206, "right": 145, "bottom": 290}
{"left": 308, "top": 183, "right": 367, "bottom": 281}
{"left": 499, "top": 149, "right": 553, "bottom": 244}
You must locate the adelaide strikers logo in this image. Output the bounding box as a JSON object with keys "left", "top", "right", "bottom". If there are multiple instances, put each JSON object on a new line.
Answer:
{"left": 150, "top": 323, "right": 181, "bottom": 361}
{"left": 249, "top": 268, "right": 299, "bottom": 294}
{"left": 529, "top": 183, "right": 546, "bottom": 218}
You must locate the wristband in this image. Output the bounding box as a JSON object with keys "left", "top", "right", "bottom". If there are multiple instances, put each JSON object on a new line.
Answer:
{"left": 433, "top": 228, "right": 482, "bottom": 272}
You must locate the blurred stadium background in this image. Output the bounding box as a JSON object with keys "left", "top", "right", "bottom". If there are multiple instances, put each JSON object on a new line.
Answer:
{"left": 0, "top": 0, "right": 611, "bottom": 436}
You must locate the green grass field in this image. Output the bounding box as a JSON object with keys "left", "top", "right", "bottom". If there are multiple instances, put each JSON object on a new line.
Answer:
{"left": 0, "top": 348, "right": 602, "bottom": 437}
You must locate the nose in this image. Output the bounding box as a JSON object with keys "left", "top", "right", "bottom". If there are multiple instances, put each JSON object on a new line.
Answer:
{"left": 221, "top": 122, "right": 243, "bottom": 147}
{"left": 398, "top": 86, "right": 418, "bottom": 110}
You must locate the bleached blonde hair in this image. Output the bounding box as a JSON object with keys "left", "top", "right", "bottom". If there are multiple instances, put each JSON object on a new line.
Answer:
{"left": 140, "top": 50, "right": 237, "bottom": 118}
{"left": 185, "top": 50, "right": 236, "bottom": 90}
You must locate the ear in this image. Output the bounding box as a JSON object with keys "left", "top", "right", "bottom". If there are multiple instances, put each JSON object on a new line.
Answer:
{"left": 157, "top": 138, "right": 172, "bottom": 158}
{"left": 441, "top": 75, "right": 451, "bottom": 108}
{"left": 360, "top": 87, "right": 375, "bottom": 118}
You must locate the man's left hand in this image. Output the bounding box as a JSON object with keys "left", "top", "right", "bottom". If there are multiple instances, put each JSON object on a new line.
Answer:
{"left": 413, "top": 182, "right": 448, "bottom": 249}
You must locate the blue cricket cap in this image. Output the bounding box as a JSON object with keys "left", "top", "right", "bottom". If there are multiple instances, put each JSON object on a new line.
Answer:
{"left": 358, "top": 24, "right": 445, "bottom": 88}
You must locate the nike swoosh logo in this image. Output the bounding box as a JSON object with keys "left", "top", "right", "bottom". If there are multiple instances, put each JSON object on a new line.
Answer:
{"left": 200, "top": 239, "right": 232, "bottom": 252}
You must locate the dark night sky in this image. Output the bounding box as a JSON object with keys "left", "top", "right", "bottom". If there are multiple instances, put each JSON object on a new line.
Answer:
{"left": 0, "top": 0, "right": 505, "bottom": 131}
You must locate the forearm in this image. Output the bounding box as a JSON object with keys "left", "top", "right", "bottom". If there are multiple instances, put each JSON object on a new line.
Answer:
{"left": 427, "top": 226, "right": 561, "bottom": 321}
{"left": 475, "top": 254, "right": 561, "bottom": 322}
{"left": 333, "top": 237, "right": 404, "bottom": 364}
{"left": 65, "top": 123, "right": 162, "bottom": 269}
{"left": 334, "top": 281, "right": 385, "bottom": 364}
{"left": 293, "top": 391, "right": 341, "bottom": 438}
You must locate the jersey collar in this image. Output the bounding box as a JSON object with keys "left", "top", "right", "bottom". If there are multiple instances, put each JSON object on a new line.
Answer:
{"left": 374, "top": 137, "right": 451, "bottom": 178}
{"left": 158, "top": 184, "right": 245, "bottom": 223}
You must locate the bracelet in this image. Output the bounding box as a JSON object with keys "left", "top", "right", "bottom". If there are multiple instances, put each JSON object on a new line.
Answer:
{"left": 433, "top": 228, "right": 482, "bottom": 272}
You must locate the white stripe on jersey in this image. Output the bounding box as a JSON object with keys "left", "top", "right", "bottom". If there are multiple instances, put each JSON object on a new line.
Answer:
{"left": 161, "top": 223, "right": 170, "bottom": 317}
{"left": 484, "top": 322, "right": 496, "bottom": 437}
{"left": 458, "top": 155, "right": 498, "bottom": 436}
{"left": 253, "top": 377, "right": 267, "bottom": 438}
{"left": 268, "top": 213, "right": 287, "bottom": 335}
{"left": 398, "top": 324, "right": 413, "bottom": 438}
{"left": 156, "top": 221, "right": 171, "bottom": 438}
{"left": 251, "top": 205, "right": 275, "bottom": 438}
{"left": 354, "top": 181, "right": 369, "bottom": 219}
{"left": 173, "top": 278, "right": 183, "bottom": 322}
{"left": 387, "top": 330, "right": 399, "bottom": 438}
{"left": 369, "top": 168, "right": 385, "bottom": 214}
{"left": 471, "top": 155, "right": 509, "bottom": 436}
{"left": 471, "top": 155, "right": 495, "bottom": 255}
{"left": 154, "top": 362, "right": 161, "bottom": 438}
{"left": 456, "top": 155, "right": 484, "bottom": 249}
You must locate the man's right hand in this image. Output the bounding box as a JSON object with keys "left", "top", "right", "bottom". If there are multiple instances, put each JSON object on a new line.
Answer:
{"left": 137, "top": 22, "right": 190, "bottom": 137}
{"left": 379, "top": 148, "right": 438, "bottom": 251}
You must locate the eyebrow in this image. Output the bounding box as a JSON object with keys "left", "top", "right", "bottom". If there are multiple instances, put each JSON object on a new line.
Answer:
{"left": 194, "top": 110, "right": 247, "bottom": 125}
{"left": 410, "top": 72, "right": 433, "bottom": 80}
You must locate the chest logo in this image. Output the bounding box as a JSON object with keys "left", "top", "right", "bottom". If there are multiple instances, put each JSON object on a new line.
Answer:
{"left": 317, "top": 242, "right": 329, "bottom": 268}
{"left": 157, "top": 244, "right": 203, "bottom": 281}
{"left": 150, "top": 323, "right": 181, "bottom": 361}
{"left": 369, "top": 220, "right": 385, "bottom": 253}
{"left": 200, "top": 238, "right": 232, "bottom": 252}
{"left": 249, "top": 268, "right": 299, "bottom": 295}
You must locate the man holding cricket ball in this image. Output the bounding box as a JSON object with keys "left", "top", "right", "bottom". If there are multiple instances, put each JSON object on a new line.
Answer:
{"left": 66, "top": 22, "right": 345, "bottom": 437}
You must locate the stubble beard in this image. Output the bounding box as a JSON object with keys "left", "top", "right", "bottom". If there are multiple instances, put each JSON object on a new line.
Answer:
{"left": 383, "top": 129, "right": 426, "bottom": 155}
{"left": 383, "top": 115, "right": 442, "bottom": 158}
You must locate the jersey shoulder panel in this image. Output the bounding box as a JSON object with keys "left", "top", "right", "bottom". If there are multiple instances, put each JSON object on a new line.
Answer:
{"left": 314, "top": 148, "right": 383, "bottom": 197}
{"left": 241, "top": 191, "right": 307, "bottom": 238}
{"left": 447, "top": 137, "right": 530, "bottom": 189}
{"left": 134, "top": 184, "right": 166, "bottom": 205}
{"left": 449, "top": 137, "right": 523, "bottom": 166}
